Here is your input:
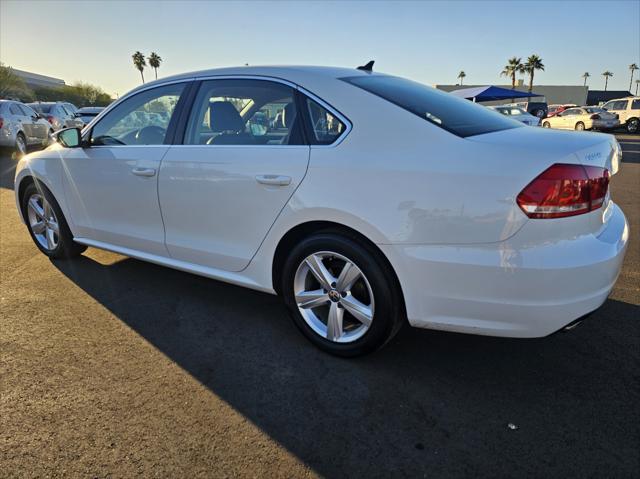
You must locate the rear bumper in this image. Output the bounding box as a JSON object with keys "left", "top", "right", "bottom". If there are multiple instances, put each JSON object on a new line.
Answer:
{"left": 380, "top": 203, "right": 629, "bottom": 338}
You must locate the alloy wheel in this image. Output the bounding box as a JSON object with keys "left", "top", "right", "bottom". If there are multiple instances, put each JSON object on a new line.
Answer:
{"left": 16, "top": 135, "right": 26, "bottom": 155}
{"left": 26, "top": 193, "right": 59, "bottom": 251}
{"left": 293, "top": 251, "right": 374, "bottom": 343}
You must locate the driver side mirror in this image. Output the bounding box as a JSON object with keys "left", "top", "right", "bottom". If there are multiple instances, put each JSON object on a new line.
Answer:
{"left": 55, "top": 127, "right": 82, "bottom": 148}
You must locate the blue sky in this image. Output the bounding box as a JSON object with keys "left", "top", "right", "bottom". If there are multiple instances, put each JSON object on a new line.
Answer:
{"left": 1, "top": 0, "right": 638, "bottom": 96}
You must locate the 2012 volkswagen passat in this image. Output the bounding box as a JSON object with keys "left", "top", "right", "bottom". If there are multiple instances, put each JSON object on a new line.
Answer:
{"left": 14, "top": 66, "right": 628, "bottom": 356}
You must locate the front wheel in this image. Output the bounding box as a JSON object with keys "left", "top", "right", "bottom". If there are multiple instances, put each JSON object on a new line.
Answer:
{"left": 21, "top": 182, "right": 87, "bottom": 259}
{"left": 627, "top": 118, "right": 639, "bottom": 133}
{"left": 281, "top": 233, "right": 404, "bottom": 357}
{"left": 575, "top": 122, "right": 585, "bottom": 131}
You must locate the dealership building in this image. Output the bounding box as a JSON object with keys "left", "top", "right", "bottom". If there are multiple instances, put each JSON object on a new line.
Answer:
{"left": 12, "top": 68, "right": 65, "bottom": 90}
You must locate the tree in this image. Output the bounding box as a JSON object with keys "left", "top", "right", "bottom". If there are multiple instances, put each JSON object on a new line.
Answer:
{"left": 457, "top": 71, "right": 466, "bottom": 85}
{"left": 582, "top": 72, "right": 590, "bottom": 87}
{"left": 148, "top": 52, "right": 163, "bottom": 80}
{"left": 629, "top": 63, "right": 639, "bottom": 91}
{"left": 500, "top": 57, "right": 524, "bottom": 89}
{"left": 132, "top": 51, "right": 146, "bottom": 84}
{"left": 635, "top": 79, "right": 639, "bottom": 96}
{"left": 524, "top": 54, "right": 544, "bottom": 93}
{"left": 602, "top": 71, "right": 613, "bottom": 91}
{"left": 0, "top": 63, "right": 33, "bottom": 100}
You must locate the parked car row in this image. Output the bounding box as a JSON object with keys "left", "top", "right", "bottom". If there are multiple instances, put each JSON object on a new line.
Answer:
{"left": 0, "top": 99, "right": 105, "bottom": 156}
{"left": 489, "top": 96, "right": 639, "bottom": 133}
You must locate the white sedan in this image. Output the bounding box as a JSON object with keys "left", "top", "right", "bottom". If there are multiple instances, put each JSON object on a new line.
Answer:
{"left": 14, "top": 66, "right": 628, "bottom": 356}
{"left": 542, "top": 106, "right": 620, "bottom": 131}
{"left": 489, "top": 105, "right": 541, "bottom": 126}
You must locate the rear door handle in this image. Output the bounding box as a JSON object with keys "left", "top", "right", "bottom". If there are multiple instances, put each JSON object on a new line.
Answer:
{"left": 255, "top": 175, "right": 291, "bottom": 186}
{"left": 132, "top": 168, "right": 156, "bottom": 177}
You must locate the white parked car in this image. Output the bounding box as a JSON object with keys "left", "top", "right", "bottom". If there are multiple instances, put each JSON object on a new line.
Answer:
{"left": 13, "top": 66, "right": 628, "bottom": 356}
{"left": 489, "top": 106, "right": 540, "bottom": 126}
{"left": 542, "top": 107, "right": 620, "bottom": 131}
{"left": 601, "top": 97, "right": 640, "bottom": 133}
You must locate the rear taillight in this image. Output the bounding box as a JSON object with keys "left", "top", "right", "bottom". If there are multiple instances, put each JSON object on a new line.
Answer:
{"left": 517, "top": 164, "right": 609, "bottom": 219}
{"left": 0, "top": 116, "right": 3, "bottom": 129}
{"left": 590, "top": 114, "right": 600, "bottom": 120}
{"left": 46, "top": 115, "right": 55, "bottom": 124}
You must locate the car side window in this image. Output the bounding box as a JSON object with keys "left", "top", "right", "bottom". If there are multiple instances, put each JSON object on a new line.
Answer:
{"left": 19, "top": 104, "right": 35, "bottom": 117}
{"left": 304, "top": 97, "right": 346, "bottom": 145}
{"left": 632, "top": 99, "right": 640, "bottom": 110}
{"left": 90, "top": 83, "right": 185, "bottom": 146}
{"left": 184, "top": 79, "right": 303, "bottom": 146}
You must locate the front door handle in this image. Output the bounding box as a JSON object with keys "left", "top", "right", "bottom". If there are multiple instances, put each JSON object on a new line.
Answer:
{"left": 132, "top": 168, "right": 156, "bottom": 177}
{"left": 255, "top": 175, "right": 291, "bottom": 186}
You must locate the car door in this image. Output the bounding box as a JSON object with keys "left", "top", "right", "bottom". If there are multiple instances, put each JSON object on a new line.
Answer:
{"left": 158, "top": 78, "right": 310, "bottom": 272}
{"left": 19, "top": 104, "right": 47, "bottom": 142}
{"left": 10, "top": 103, "right": 34, "bottom": 143}
{"left": 61, "top": 82, "right": 187, "bottom": 256}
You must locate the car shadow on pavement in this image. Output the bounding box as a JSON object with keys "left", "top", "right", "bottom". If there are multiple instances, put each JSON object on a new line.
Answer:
{"left": 52, "top": 253, "right": 640, "bottom": 478}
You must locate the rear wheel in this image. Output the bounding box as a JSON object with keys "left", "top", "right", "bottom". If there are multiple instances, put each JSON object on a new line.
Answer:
{"left": 575, "top": 122, "right": 585, "bottom": 131}
{"left": 14, "top": 133, "right": 27, "bottom": 158}
{"left": 21, "top": 182, "right": 86, "bottom": 259}
{"left": 627, "top": 118, "right": 639, "bottom": 133}
{"left": 281, "top": 233, "right": 404, "bottom": 356}
{"left": 542, "top": 121, "right": 551, "bottom": 128}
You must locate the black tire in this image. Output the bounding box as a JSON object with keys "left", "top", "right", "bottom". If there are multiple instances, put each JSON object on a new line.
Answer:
{"left": 21, "top": 182, "right": 87, "bottom": 259}
{"left": 542, "top": 121, "right": 551, "bottom": 128}
{"left": 281, "top": 232, "right": 404, "bottom": 357}
{"left": 575, "top": 122, "right": 585, "bottom": 131}
{"left": 627, "top": 118, "right": 639, "bottom": 134}
{"left": 15, "top": 132, "right": 27, "bottom": 158}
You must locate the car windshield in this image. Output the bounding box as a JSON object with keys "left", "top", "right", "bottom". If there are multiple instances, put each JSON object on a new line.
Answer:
{"left": 341, "top": 75, "right": 521, "bottom": 137}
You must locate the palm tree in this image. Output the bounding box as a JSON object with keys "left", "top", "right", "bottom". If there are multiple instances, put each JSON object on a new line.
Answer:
{"left": 132, "top": 51, "right": 146, "bottom": 84}
{"left": 635, "top": 79, "right": 640, "bottom": 96}
{"left": 524, "top": 54, "right": 544, "bottom": 93}
{"left": 457, "top": 71, "right": 466, "bottom": 85}
{"left": 500, "top": 57, "right": 524, "bottom": 89}
{"left": 581, "top": 72, "right": 590, "bottom": 87}
{"left": 602, "top": 71, "right": 613, "bottom": 91}
{"left": 148, "top": 52, "right": 163, "bottom": 80}
{"left": 629, "top": 63, "right": 639, "bottom": 91}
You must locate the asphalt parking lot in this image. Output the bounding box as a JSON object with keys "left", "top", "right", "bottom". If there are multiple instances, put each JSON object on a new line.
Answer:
{"left": 1, "top": 135, "right": 638, "bottom": 478}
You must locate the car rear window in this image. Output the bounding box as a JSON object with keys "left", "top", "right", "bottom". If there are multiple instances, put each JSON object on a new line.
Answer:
{"left": 29, "top": 104, "right": 52, "bottom": 113}
{"left": 341, "top": 75, "right": 521, "bottom": 137}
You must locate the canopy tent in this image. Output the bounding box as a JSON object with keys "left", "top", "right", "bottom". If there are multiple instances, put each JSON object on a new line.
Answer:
{"left": 450, "top": 86, "right": 543, "bottom": 102}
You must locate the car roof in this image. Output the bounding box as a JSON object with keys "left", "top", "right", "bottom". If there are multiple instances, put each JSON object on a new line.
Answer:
{"left": 126, "top": 65, "right": 379, "bottom": 94}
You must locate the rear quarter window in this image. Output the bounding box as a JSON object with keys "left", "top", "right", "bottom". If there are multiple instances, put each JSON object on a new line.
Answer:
{"left": 631, "top": 99, "right": 640, "bottom": 110}
{"left": 341, "top": 75, "right": 521, "bottom": 137}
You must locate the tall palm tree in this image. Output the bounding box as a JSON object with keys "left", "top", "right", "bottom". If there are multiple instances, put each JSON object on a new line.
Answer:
{"left": 581, "top": 72, "right": 590, "bottom": 87}
{"left": 524, "top": 54, "right": 544, "bottom": 93}
{"left": 148, "top": 52, "right": 163, "bottom": 80}
{"left": 602, "top": 71, "right": 613, "bottom": 91}
{"left": 635, "top": 79, "right": 640, "bottom": 96}
{"left": 629, "top": 63, "right": 639, "bottom": 91}
{"left": 500, "top": 57, "right": 524, "bottom": 89}
{"left": 457, "top": 71, "right": 466, "bottom": 85}
{"left": 132, "top": 51, "right": 146, "bottom": 84}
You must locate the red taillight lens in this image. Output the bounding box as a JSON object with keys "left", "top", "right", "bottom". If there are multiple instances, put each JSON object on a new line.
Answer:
{"left": 517, "top": 164, "right": 609, "bottom": 219}
{"left": 590, "top": 114, "right": 600, "bottom": 120}
{"left": 46, "top": 115, "right": 55, "bottom": 124}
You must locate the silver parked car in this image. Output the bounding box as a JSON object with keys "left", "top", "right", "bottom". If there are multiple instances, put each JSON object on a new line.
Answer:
{"left": 74, "top": 106, "right": 105, "bottom": 127}
{"left": 0, "top": 100, "right": 53, "bottom": 156}
{"left": 27, "top": 102, "right": 83, "bottom": 131}
{"left": 489, "top": 106, "right": 541, "bottom": 126}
